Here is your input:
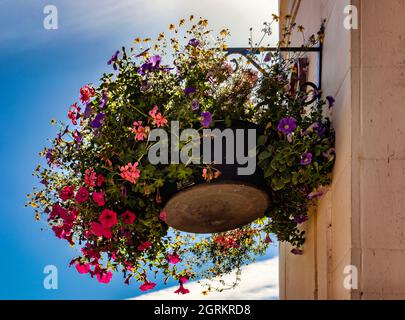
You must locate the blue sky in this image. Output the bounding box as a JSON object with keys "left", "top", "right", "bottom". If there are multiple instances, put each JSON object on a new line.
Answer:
{"left": 0, "top": 0, "right": 278, "bottom": 299}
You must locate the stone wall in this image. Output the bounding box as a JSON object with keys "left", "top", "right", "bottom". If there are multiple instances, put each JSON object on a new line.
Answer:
{"left": 279, "top": 0, "right": 405, "bottom": 300}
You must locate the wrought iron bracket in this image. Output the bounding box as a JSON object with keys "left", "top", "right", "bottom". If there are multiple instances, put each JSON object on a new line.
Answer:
{"left": 226, "top": 24, "right": 325, "bottom": 105}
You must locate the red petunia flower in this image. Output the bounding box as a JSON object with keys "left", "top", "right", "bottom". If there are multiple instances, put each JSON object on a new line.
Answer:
{"left": 137, "top": 241, "right": 152, "bottom": 251}
{"left": 75, "top": 187, "right": 89, "bottom": 204}
{"left": 99, "top": 209, "right": 117, "bottom": 228}
{"left": 97, "top": 174, "right": 105, "bottom": 187}
{"left": 92, "top": 192, "right": 105, "bottom": 207}
{"left": 60, "top": 186, "right": 75, "bottom": 202}
{"left": 90, "top": 222, "right": 112, "bottom": 239}
{"left": 121, "top": 210, "right": 136, "bottom": 225}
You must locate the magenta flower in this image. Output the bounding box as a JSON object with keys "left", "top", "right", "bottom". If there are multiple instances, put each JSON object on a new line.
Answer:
{"left": 277, "top": 117, "right": 297, "bottom": 135}
{"left": 168, "top": 253, "right": 181, "bottom": 264}
{"left": 201, "top": 111, "right": 212, "bottom": 127}
{"left": 75, "top": 263, "right": 91, "bottom": 274}
{"left": 139, "top": 281, "right": 156, "bottom": 292}
{"left": 97, "top": 271, "right": 113, "bottom": 284}
{"left": 300, "top": 152, "right": 313, "bottom": 166}
{"left": 174, "top": 283, "right": 190, "bottom": 295}
{"left": 159, "top": 211, "right": 167, "bottom": 222}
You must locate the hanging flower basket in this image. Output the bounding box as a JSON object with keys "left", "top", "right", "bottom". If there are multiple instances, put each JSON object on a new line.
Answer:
{"left": 28, "top": 16, "right": 335, "bottom": 294}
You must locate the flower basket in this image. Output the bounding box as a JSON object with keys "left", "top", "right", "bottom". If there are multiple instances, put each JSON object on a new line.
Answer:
{"left": 28, "top": 16, "right": 335, "bottom": 294}
{"left": 161, "top": 120, "right": 270, "bottom": 233}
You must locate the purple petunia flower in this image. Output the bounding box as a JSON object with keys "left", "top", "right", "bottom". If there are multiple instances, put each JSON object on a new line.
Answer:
{"left": 294, "top": 215, "right": 309, "bottom": 224}
{"left": 192, "top": 99, "right": 200, "bottom": 111}
{"left": 277, "top": 117, "right": 297, "bottom": 135}
{"left": 264, "top": 52, "right": 272, "bottom": 62}
{"left": 107, "top": 50, "right": 120, "bottom": 69}
{"left": 90, "top": 112, "right": 105, "bottom": 129}
{"left": 291, "top": 249, "right": 304, "bottom": 255}
{"left": 120, "top": 186, "right": 127, "bottom": 199}
{"left": 300, "top": 152, "right": 313, "bottom": 166}
{"left": 200, "top": 111, "right": 212, "bottom": 127}
{"left": 138, "top": 55, "right": 162, "bottom": 75}
{"left": 308, "top": 190, "right": 324, "bottom": 200}
{"left": 83, "top": 101, "right": 93, "bottom": 119}
{"left": 323, "top": 148, "right": 336, "bottom": 160}
{"left": 40, "top": 179, "right": 49, "bottom": 187}
{"left": 45, "top": 148, "right": 53, "bottom": 165}
{"left": 185, "top": 87, "right": 196, "bottom": 96}
{"left": 326, "top": 96, "right": 335, "bottom": 108}
{"left": 304, "top": 122, "right": 325, "bottom": 138}
{"left": 99, "top": 91, "right": 108, "bottom": 109}
{"left": 188, "top": 38, "right": 200, "bottom": 48}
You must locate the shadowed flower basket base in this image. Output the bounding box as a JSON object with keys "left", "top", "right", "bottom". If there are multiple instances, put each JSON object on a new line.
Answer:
{"left": 164, "top": 182, "right": 269, "bottom": 233}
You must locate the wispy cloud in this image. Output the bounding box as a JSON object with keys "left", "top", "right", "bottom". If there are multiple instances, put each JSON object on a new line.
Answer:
{"left": 132, "top": 257, "right": 279, "bottom": 300}
{"left": 1, "top": 0, "right": 279, "bottom": 51}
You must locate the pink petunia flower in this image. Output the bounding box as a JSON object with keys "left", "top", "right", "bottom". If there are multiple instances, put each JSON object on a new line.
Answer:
{"left": 96, "top": 271, "right": 113, "bottom": 284}
{"left": 168, "top": 253, "right": 181, "bottom": 264}
{"left": 174, "top": 283, "right": 190, "bottom": 295}
{"left": 131, "top": 121, "right": 150, "bottom": 141}
{"left": 121, "top": 210, "right": 136, "bottom": 225}
{"left": 75, "top": 187, "right": 89, "bottom": 204}
{"left": 139, "top": 281, "right": 156, "bottom": 292}
{"left": 149, "top": 106, "right": 167, "bottom": 127}
{"left": 159, "top": 211, "right": 167, "bottom": 222}
{"left": 119, "top": 162, "right": 141, "bottom": 184}
{"left": 84, "top": 168, "right": 97, "bottom": 188}
{"left": 75, "top": 263, "right": 91, "bottom": 274}
{"left": 92, "top": 192, "right": 106, "bottom": 207}
{"left": 179, "top": 276, "right": 188, "bottom": 284}
{"left": 99, "top": 209, "right": 118, "bottom": 228}
{"left": 80, "top": 84, "right": 95, "bottom": 103}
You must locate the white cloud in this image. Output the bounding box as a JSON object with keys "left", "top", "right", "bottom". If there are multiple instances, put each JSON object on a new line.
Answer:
{"left": 132, "top": 256, "right": 279, "bottom": 300}
{"left": 1, "top": 0, "right": 279, "bottom": 48}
